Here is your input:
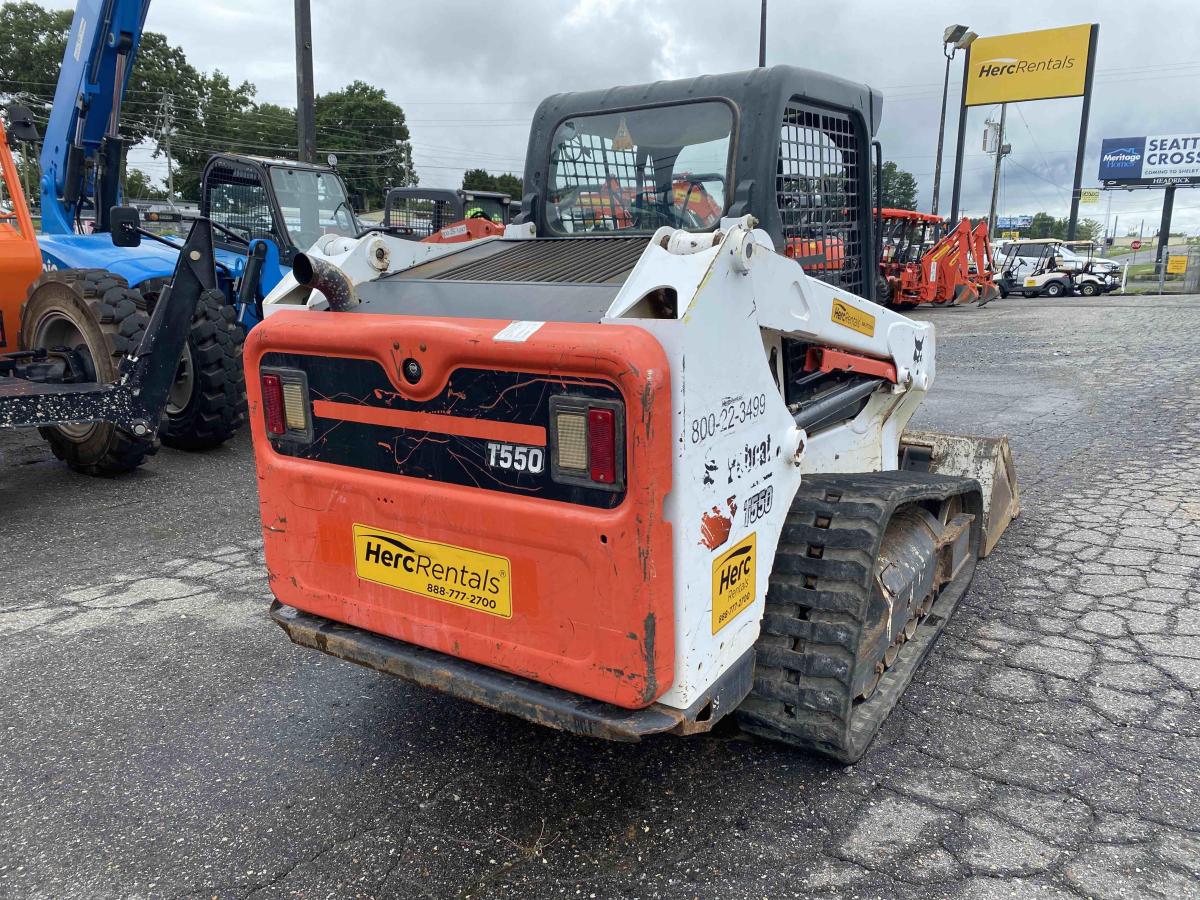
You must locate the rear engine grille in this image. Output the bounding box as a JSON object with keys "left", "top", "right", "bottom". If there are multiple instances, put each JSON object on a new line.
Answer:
{"left": 427, "top": 238, "right": 648, "bottom": 284}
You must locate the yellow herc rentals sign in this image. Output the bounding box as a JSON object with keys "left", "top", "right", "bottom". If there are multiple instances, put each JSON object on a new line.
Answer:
{"left": 966, "top": 24, "right": 1093, "bottom": 106}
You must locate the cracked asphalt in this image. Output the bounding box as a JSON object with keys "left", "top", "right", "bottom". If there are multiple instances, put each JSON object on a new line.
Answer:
{"left": 1, "top": 294, "right": 1198, "bottom": 899}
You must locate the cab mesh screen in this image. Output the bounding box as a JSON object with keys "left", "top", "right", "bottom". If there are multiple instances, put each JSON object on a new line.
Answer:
{"left": 383, "top": 196, "right": 458, "bottom": 237}
{"left": 777, "top": 102, "right": 864, "bottom": 296}
{"left": 204, "top": 162, "right": 273, "bottom": 242}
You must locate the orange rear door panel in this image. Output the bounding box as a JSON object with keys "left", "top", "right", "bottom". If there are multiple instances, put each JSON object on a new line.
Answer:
{"left": 247, "top": 312, "right": 674, "bottom": 709}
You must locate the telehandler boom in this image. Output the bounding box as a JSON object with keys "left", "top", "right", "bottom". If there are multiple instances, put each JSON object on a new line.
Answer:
{"left": 247, "top": 66, "right": 1018, "bottom": 762}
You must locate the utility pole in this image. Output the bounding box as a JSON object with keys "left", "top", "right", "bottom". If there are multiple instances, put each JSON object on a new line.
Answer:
{"left": 294, "top": 0, "right": 317, "bottom": 163}
{"left": 986, "top": 104, "right": 1009, "bottom": 241}
{"left": 158, "top": 91, "right": 175, "bottom": 206}
{"left": 758, "top": 0, "right": 767, "bottom": 67}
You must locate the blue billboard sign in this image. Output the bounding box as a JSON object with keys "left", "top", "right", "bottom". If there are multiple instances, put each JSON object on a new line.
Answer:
{"left": 1099, "top": 134, "right": 1198, "bottom": 187}
{"left": 996, "top": 215, "right": 1033, "bottom": 229}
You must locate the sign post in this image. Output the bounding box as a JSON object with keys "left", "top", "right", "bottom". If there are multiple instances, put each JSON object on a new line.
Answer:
{"left": 1157, "top": 184, "right": 1175, "bottom": 282}
{"left": 1066, "top": 24, "right": 1099, "bottom": 238}
{"left": 950, "top": 24, "right": 1097, "bottom": 230}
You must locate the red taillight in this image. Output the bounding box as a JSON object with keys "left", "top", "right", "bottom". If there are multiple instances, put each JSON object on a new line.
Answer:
{"left": 261, "top": 373, "right": 286, "bottom": 435}
{"left": 587, "top": 407, "right": 616, "bottom": 484}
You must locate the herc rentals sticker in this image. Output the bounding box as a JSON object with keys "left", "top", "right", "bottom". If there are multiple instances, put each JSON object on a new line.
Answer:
{"left": 712, "top": 533, "right": 756, "bottom": 634}
{"left": 831, "top": 298, "right": 875, "bottom": 337}
{"left": 353, "top": 524, "right": 512, "bottom": 618}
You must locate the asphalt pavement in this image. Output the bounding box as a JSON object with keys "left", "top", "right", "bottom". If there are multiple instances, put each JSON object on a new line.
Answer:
{"left": 1, "top": 294, "right": 1198, "bottom": 899}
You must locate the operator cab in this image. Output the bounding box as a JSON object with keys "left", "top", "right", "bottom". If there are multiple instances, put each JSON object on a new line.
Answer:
{"left": 201, "top": 154, "right": 359, "bottom": 264}
{"left": 381, "top": 188, "right": 514, "bottom": 240}
{"left": 521, "top": 71, "right": 880, "bottom": 300}
{"left": 878, "top": 209, "right": 945, "bottom": 266}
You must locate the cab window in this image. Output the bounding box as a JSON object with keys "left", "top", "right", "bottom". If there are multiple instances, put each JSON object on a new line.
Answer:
{"left": 546, "top": 101, "right": 733, "bottom": 234}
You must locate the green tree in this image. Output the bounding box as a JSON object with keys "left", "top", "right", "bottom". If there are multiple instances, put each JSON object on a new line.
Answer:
{"left": 462, "top": 169, "right": 523, "bottom": 198}
{"left": 316, "top": 80, "right": 414, "bottom": 208}
{"left": 0, "top": 4, "right": 415, "bottom": 208}
{"left": 164, "top": 70, "right": 258, "bottom": 199}
{"left": 880, "top": 161, "right": 918, "bottom": 210}
{"left": 495, "top": 173, "right": 524, "bottom": 198}
{"left": 126, "top": 168, "right": 167, "bottom": 200}
{"left": 0, "top": 3, "right": 209, "bottom": 197}
{"left": 1076, "top": 218, "right": 1103, "bottom": 241}
{"left": 1026, "top": 212, "right": 1062, "bottom": 239}
{"left": 463, "top": 168, "right": 494, "bottom": 191}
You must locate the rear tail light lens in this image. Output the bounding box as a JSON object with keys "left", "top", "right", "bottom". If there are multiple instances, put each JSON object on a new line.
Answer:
{"left": 549, "top": 396, "right": 624, "bottom": 491}
{"left": 260, "top": 368, "right": 313, "bottom": 441}
{"left": 261, "top": 373, "right": 285, "bottom": 435}
{"left": 587, "top": 408, "right": 616, "bottom": 484}
{"left": 553, "top": 410, "right": 589, "bottom": 471}
{"left": 281, "top": 381, "right": 308, "bottom": 431}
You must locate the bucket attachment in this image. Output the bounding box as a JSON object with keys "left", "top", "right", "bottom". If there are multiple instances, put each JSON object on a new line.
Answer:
{"left": 899, "top": 430, "right": 1020, "bottom": 557}
{"left": 976, "top": 284, "right": 1002, "bottom": 307}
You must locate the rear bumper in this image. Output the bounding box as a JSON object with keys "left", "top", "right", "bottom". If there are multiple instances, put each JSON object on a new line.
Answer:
{"left": 271, "top": 601, "right": 753, "bottom": 742}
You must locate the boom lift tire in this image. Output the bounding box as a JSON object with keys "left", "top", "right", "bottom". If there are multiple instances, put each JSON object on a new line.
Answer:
{"left": 736, "top": 471, "right": 983, "bottom": 763}
{"left": 19, "top": 269, "right": 157, "bottom": 474}
{"left": 156, "top": 288, "right": 246, "bottom": 450}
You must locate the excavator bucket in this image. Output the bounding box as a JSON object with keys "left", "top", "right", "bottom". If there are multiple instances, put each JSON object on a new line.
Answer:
{"left": 976, "top": 283, "right": 1002, "bottom": 307}
{"left": 899, "top": 430, "right": 1021, "bottom": 557}
{"left": 951, "top": 282, "right": 979, "bottom": 306}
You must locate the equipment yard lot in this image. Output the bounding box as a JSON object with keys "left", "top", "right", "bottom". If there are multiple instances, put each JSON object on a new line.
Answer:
{"left": 2, "top": 295, "right": 1198, "bottom": 899}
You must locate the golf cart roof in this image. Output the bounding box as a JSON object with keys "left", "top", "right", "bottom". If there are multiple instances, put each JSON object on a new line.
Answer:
{"left": 1008, "top": 238, "right": 1065, "bottom": 246}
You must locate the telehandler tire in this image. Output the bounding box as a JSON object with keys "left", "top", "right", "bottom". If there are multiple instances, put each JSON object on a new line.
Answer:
{"left": 736, "top": 471, "right": 982, "bottom": 763}
{"left": 20, "top": 269, "right": 157, "bottom": 475}
{"left": 157, "top": 288, "right": 246, "bottom": 450}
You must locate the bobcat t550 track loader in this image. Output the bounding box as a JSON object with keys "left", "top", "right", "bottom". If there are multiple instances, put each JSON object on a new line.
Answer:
{"left": 247, "top": 66, "right": 1019, "bottom": 762}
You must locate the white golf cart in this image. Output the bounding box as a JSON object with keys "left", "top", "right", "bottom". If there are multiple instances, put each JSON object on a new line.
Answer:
{"left": 997, "top": 238, "right": 1119, "bottom": 298}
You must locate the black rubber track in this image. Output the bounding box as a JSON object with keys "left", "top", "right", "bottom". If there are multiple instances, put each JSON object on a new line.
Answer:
{"left": 159, "top": 288, "right": 247, "bottom": 450}
{"left": 736, "top": 471, "right": 983, "bottom": 764}
{"left": 22, "top": 269, "right": 158, "bottom": 475}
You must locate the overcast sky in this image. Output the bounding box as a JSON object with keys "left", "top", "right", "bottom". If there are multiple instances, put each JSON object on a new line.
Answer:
{"left": 30, "top": 0, "right": 1200, "bottom": 234}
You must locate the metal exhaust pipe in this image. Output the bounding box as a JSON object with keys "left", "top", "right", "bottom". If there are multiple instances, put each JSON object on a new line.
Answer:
{"left": 292, "top": 253, "right": 359, "bottom": 312}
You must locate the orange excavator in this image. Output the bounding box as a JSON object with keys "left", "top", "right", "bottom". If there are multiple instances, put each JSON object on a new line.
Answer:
{"left": 877, "top": 209, "right": 999, "bottom": 308}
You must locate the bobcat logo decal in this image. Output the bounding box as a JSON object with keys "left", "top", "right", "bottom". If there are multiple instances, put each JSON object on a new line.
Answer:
{"left": 913, "top": 335, "right": 925, "bottom": 364}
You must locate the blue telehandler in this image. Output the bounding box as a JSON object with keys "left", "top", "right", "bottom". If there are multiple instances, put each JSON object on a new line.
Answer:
{"left": 28, "top": 0, "right": 359, "bottom": 468}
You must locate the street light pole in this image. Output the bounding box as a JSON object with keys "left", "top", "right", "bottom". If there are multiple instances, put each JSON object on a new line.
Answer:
{"left": 933, "top": 26, "right": 975, "bottom": 217}
{"left": 759, "top": 0, "right": 767, "bottom": 67}
{"left": 931, "top": 47, "right": 954, "bottom": 216}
